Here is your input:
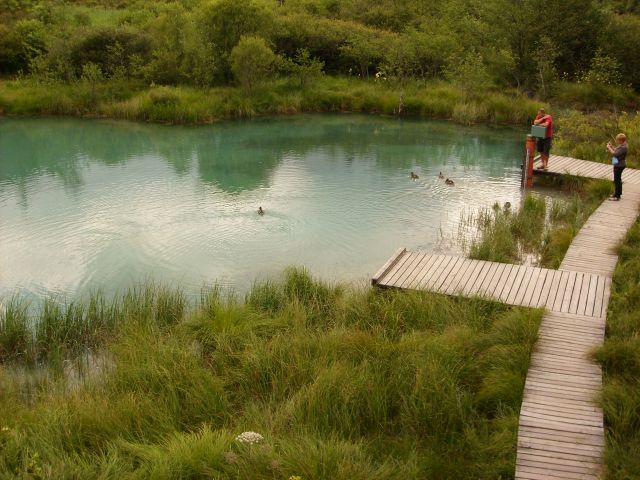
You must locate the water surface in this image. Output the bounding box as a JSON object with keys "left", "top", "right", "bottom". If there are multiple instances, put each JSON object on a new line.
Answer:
{"left": 1, "top": 115, "right": 525, "bottom": 299}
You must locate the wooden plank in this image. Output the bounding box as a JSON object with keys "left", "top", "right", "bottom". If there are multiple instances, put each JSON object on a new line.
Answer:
{"left": 482, "top": 262, "right": 506, "bottom": 299}
{"left": 398, "top": 252, "right": 431, "bottom": 289}
{"left": 426, "top": 255, "right": 459, "bottom": 290}
{"left": 431, "top": 256, "right": 463, "bottom": 293}
{"left": 521, "top": 267, "right": 542, "bottom": 307}
{"left": 518, "top": 451, "right": 601, "bottom": 471}
{"left": 523, "top": 398, "right": 601, "bottom": 416}
{"left": 372, "top": 248, "right": 406, "bottom": 285}
{"left": 443, "top": 258, "right": 475, "bottom": 293}
{"left": 550, "top": 270, "right": 569, "bottom": 311}
{"left": 528, "top": 268, "right": 548, "bottom": 307}
{"left": 477, "top": 262, "right": 500, "bottom": 297}
{"left": 516, "top": 464, "right": 598, "bottom": 480}
{"left": 520, "top": 410, "right": 602, "bottom": 429}
{"left": 538, "top": 270, "right": 560, "bottom": 308}
{"left": 518, "top": 432, "right": 604, "bottom": 453}
{"left": 592, "top": 275, "right": 605, "bottom": 319}
{"left": 496, "top": 263, "right": 520, "bottom": 302}
{"left": 466, "top": 261, "right": 492, "bottom": 295}
{"left": 526, "top": 371, "right": 601, "bottom": 389}
{"left": 518, "top": 416, "right": 602, "bottom": 436}
{"left": 488, "top": 263, "right": 513, "bottom": 299}
{"left": 409, "top": 254, "right": 444, "bottom": 289}
{"left": 517, "top": 445, "right": 601, "bottom": 464}
{"left": 381, "top": 250, "right": 414, "bottom": 287}
{"left": 560, "top": 271, "right": 578, "bottom": 313}
{"left": 517, "top": 456, "right": 600, "bottom": 476}
{"left": 506, "top": 266, "right": 529, "bottom": 305}
{"left": 439, "top": 257, "right": 468, "bottom": 293}
{"left": 518, "top": 423, "right": 605, "bottom": 445}
{"left": 391, "top": 252, "right": 424, "bottom": 288}
{"left": 420, "top": 255, "right": 455, "bottom": 290}
{"left": 459, "top": 260, "right": 486, "bottom": 295}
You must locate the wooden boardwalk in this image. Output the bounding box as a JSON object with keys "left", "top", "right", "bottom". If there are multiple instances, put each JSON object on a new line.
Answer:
{"left": 373, "top": 252, "right": 611, "bottom": 317}
{"left": 534, "top": 154, "right": 640, "bottom": 184}
{"left": 373, "top": 157, "right": 640, "bottom": 479}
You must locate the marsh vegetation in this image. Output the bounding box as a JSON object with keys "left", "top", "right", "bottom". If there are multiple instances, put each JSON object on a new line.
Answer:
{"left": 0, "top": 270, "right": 542, "bottom": 478}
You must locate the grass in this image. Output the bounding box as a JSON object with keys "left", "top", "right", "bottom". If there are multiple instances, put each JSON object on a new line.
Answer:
{"left": 0, "top": 76, "right": 541, "bottom": 126}
{"left": 0, "top": 268, "right": 542, "bottom": 478}
{"left": 592, "top": 219, "right": 640, "bottom": 479}
{"left": 462, "top": 178, "right": 612, "bottom": 268}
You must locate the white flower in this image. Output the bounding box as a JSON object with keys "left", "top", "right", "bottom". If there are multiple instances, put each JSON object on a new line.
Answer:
{"left": 235, "top": 431, "right": 264, "bottom": 444}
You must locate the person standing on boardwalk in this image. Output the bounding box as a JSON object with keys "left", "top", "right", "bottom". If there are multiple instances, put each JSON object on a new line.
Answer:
{"left": 607, "top": 133, "right": 628, "bottom": 201}
{"left": 534, "top": 108, "right": 553, "bottom": 170}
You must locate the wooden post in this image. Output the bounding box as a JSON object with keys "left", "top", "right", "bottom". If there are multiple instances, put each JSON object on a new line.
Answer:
{"left": 522, "top": 134, "right": 536, "bottom": 189}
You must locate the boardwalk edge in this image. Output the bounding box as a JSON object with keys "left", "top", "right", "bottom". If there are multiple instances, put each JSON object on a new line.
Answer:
{"left": 371, "top": 247, "right": 406, "bottom": 286}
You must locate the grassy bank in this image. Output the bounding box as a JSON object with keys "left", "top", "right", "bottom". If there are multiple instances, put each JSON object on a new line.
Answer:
{"left": 0, "top": 76, "right": 542, "bottom": 126}
{"left": 554, "top": 110, "right": 640, "bottom": 169}
{"left": 0, "top": 269, "right": 542, "bottom": 478}
{"left": 463, "top": 178, "right": 612, "bottom": 268}
{"left": 594, "top": 219, "right": 640, "bottom": 479}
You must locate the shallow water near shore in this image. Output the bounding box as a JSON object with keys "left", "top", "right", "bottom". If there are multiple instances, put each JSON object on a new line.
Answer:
{"left": 1, "top": 114, "right": 526, "bottom": 300}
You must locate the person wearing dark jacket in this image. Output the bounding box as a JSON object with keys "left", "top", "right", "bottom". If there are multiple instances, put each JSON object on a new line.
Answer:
{"left": 607, "top": 133, "right": 628, "bottom": 201}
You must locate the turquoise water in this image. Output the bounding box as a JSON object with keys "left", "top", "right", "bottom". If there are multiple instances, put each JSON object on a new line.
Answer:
{"left": 0, "top": 115, "right": 525, "bottom": 299}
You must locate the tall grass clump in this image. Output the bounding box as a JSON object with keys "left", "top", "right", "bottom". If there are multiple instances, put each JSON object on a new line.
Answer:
{"left": 0, "top": 283, "right": 187, "bottom": 368}
{"left": 462, "top": 194, "right": 546, "bottom": 264}
{"left": 0, "top": 268, "right": 542, "bottom": 478}
{"left": 593, "top": 219, "right": 640, "bottom": 479}
{"left": 462, "top": 176, "right": 611, "bottom": 267}
{"left": 0, "top": 298, "right": 32, "bottom": 363}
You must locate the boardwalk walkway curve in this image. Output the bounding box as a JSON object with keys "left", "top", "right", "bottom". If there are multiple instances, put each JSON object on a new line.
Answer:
{"left": 372, "top": 154, "right": 640, "bottom": 479}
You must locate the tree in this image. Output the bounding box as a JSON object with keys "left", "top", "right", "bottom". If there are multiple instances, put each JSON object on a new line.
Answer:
{"left": 199, "top": 0, "right": 275, "bottom": 81}
{"left": 339, "top": 31, "right": 383, "bottom": 78}
{"left": 284, "top": 48, "right": 324, "bottom": 87}
{"left": 581, "top": 49, "right": 623, "bottom": 86}
{"left": 230, "top": 35, "right": 277, "bottom": 93}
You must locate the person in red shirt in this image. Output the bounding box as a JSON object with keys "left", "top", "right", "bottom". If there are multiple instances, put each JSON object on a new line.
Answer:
{"left": 533, "top": 108, "right": 553, "bottom": 170}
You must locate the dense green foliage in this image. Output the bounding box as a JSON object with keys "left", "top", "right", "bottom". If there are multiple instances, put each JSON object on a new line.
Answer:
{"left": 0, "top": 270, "right": 542, "bottom": 478}
{"left": 1, "top": 0, "right": 640, "bottom": 96}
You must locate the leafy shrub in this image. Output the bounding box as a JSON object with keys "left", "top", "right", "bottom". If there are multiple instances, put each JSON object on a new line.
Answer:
{"left": 230, "top": 36, "right": 278, "bottom": 93}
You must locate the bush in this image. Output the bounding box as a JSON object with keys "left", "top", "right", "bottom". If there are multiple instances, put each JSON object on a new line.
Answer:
{"left": 68, "top": 27, "right": 152, "bottom": 79}
{"left": 230, "top": 35, "right": 278, "bottom": 93}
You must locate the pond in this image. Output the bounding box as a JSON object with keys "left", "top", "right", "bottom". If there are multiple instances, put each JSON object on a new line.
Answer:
{"left": 0, "top": 114, "right": 526, "bottom": 300}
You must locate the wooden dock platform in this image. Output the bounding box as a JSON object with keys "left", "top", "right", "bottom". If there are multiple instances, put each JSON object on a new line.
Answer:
{"left": 373, "top": 156, "right": 640, "bottom": 479}
{"left": 373, "top": 252, "right": 610, "bottom": 317}
{"left": 534, "top": 154, "right": 640, "bottom": 184}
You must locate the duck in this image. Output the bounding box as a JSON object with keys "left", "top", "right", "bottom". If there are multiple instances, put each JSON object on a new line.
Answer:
{"left": 410, "top": 171, "right": 419, "bottom": 179}
{"left": 438, "top": 172, "right": 444, "bottom": 179}
{"left": 445, "top": 178, "right": 455, "bottom": 186}
{"left": 257, "top": 206, "right": 264, "bottom": 215}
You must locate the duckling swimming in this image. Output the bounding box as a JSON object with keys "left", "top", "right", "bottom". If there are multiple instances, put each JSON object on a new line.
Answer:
{"left": 258, "top": 206, "right": 264, "bottom": 215}
{"left": 438, "top": 172, "right": 444, "bottom": 179}
{"left": 410, "top": 171, "right": 419, "bottom": 180}
{"left": 445, "top": 178, "right": 455, "bottom": 186}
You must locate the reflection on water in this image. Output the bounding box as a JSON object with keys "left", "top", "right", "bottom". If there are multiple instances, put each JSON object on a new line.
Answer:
{"left": 1, "top": 114, "right": 525, "bottom": 300}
